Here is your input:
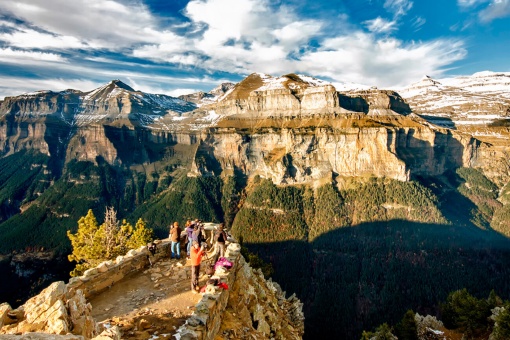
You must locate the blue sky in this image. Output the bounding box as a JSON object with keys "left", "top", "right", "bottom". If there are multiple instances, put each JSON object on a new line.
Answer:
{"left": 0, "top": 0, "right": 509, "bottom": 99}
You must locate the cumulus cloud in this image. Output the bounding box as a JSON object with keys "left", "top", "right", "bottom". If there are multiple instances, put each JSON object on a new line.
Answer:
{"left": 363, "top": 17, "right": 398, "bottom": 33}
{"left": 0, "top": 0, "right": 472, "bottom": 91}
{"left": 457, "top": 0, "right": 510, "bottom": 22}
{"left": 0, "top": 0, "right": 175, "bottom": 49}
{"left": 0, "top": 28, "right": 86, "bottom": 49}
{"left": 298, "top": 33, "right": 466, "bottom": 88}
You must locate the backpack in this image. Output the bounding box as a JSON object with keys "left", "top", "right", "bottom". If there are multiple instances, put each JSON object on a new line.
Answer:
{"left": 214, "top": 257, "right": 233, "bottom": 270}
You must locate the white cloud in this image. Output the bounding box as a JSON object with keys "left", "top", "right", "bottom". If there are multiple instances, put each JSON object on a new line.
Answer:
{"left": 457, "top": 0, "right": 490, "bottom": 7}
{"left": 0, "top": 47, "right": 67, "bottom": 63}
{"left": 0, "top": 76, "right": 101, "bottom": 99}
{"left": 363, "top": 17, "right": 398, "bottom": 33}
{"left": 0, "top": 28, "right": 86, "bottom": 49}
{"left": 167, "top": 88, "right": 200, "bottom": 97}
{"left": 479, "top": 0, "right": 510, "bottom": 22}
{"left": 0, "top": 0, "right": 471, "bottom": 92}
{"left": 384, "top": 0, "right": 413, "bottom": 17}
{"left": 0, "top": 0, "right": 172, "bottom": 49}
{"left": 411, "top": 16, "right": 426, "bottom": 31}
{"left": 298, "top": 33, "right": 467, "bottom": 88}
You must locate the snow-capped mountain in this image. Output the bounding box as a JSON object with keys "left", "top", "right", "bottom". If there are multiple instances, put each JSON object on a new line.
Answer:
{"left": 0, "top": 80, "right": 197, "bottom": 127}
{"left": 178, "top": 82, "right": 235, "bottom": 107}
{"left": 398, "top": 72, "right": 510, "bottom": 128}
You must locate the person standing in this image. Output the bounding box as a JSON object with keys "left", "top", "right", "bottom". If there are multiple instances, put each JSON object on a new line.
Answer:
{"left": 185, "top": 220, "right": 194, "bottom": 260}
{"left": 169, "top": 221, "right": 181, "bottom": 259}
{"left": 190, "top": 241, "right": 205, "bottom": 293}
{"left": 213, "top": 223, "right": 228, "bottom": 262}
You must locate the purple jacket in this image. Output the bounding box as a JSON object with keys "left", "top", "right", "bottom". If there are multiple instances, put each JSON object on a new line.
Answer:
{"left": 186, "top": 226, "right": 194, "bottom": 240}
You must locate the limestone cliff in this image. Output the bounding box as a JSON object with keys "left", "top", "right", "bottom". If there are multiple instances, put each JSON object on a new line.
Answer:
{"left": 0, "top": 72, "right": 507, "bottom": 184}
{"left": 209, "top": 73, "right": 410, "bottom": 118}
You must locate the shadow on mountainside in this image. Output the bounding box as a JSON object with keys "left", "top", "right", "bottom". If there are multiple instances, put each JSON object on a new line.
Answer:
{"left": 244, "top": 220, "right": 510, "bottom": 340}
{"left": 389, "top": 127, "right": 465, "bottom": 179}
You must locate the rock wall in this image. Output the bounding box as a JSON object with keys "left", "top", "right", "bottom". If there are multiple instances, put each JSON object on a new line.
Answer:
{"left": 175, "top": 242, "right": 304, "bottom": 340}
{"left": 195, "top": 125, "right": 481, "bottom": 183}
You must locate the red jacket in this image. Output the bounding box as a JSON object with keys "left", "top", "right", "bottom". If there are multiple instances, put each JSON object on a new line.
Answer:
{"left": 190, "top": 247, "right": 204, "bottom": 266}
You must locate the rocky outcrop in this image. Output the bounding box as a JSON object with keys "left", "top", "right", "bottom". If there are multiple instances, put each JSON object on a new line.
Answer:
{"left": 210, "top": 73, "right": 410, "bottom": 118}
{"left": 0, "top": 80, "right": 196, "bottom": 124}
{"left": 399, "top": 72, "right": 510, "bottom": 127}
{"left": 192, "top": 123, "right": 481, "bottom": 183}
{"left": 175, "top": 242, "right": 304, "bottom": 340}
{"left": 178, "top": 82, "right": 235, "bottom": 106}
{"left": 0, "top": 281, "right": 95, "bottom": 338}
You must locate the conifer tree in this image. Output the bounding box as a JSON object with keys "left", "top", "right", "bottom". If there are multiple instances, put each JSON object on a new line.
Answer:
{"left": 67, "top": 209, "right": 102, "bottom": 277}
{"left": 67, "top": 208, "right": 153, "bottom": 277}
{"left": 127, "top": 218, "right": 153, "bottom": 249}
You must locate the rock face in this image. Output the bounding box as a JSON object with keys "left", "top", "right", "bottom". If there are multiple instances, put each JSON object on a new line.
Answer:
{"left": 178, "top": 82, "right": 235, "bottom": 106}
{"left": 219, "top": 256, "right": 305, "bottom": 339}
{"left": 210, "top": 73, "right": 411, "bottom": 118}
{"left": 192, "top": 123, "right": 480, "bottom": 183}
{"left": 0, "top": 80, "right": 197, "bottom": 124}
{"left": 0, "top": 72, "right": 508, "bottom": 184}
{"left": 0, "top": 281, "right": 96, "bottom": 338}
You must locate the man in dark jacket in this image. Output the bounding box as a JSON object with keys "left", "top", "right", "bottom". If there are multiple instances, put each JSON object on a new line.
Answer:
{"left": 169, "top": 221, "right": 181, "bottom": 259}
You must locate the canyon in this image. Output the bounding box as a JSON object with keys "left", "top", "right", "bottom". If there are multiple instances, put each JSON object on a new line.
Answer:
{"left": 1, "top": 71, "right": 510, "bottom": 339}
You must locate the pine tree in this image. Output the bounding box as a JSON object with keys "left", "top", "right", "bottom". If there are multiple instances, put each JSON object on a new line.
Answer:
{"left": 493, "top": 307, "right": 510, "bottom": 339}
{"left": 67, "top": 209, "right": 102, "bottom": 277}
{"left": 127, "top": 218, "right": 153, "bottom": 249}
{"left": 68, "top": 209, "right": 153, "bottom": 277}
{"left": 394, "top": 310, "right": 418, "bottom": 340}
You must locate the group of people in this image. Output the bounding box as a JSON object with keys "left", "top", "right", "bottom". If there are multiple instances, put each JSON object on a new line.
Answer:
{"left": 168, "top": 219, "right": 229, "bottom": 292}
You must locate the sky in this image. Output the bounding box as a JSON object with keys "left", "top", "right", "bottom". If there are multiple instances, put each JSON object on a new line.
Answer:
{"left": 0, "top": 0, "right": 509, "bottom": 99}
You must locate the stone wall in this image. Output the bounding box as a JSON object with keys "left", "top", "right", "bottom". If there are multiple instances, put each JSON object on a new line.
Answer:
{"left": 67, "top": 240, "right": 171, "bottom": 299}
{"left": 0, "top": 240, "right": 171, "bottom": 339}
{"left": 175, "top": 242, "right": 304, "bottom": 340}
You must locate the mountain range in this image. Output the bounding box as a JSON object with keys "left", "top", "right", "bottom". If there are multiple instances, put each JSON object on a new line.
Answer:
{"left": 2, "top": 71, "right": 510, "bottom": 339}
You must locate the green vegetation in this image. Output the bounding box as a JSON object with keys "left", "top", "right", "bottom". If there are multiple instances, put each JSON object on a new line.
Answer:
{"left": 131, "top": 176, "right": 223, "bottom": 238}
{"left": 364, "top": 288, "right": 510, "bottom": 340}
{"left": 2, "top": 142, "right": 510, "bottom": 340}
{"left": 67, "top": 208, "right": 152, "bottom": 276}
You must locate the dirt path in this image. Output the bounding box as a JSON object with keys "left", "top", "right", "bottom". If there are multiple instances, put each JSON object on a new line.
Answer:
{"left": 88, "top": 255, "right": 214, "bottom": 339}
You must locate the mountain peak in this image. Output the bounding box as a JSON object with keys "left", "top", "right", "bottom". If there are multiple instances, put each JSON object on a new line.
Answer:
{"left": 108, "top": 79, "right": 135, "bottom": 92}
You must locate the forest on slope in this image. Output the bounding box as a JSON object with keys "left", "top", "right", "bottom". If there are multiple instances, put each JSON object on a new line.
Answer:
{"left": 1, "top": 147, "right": 510, "bottom": 339}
